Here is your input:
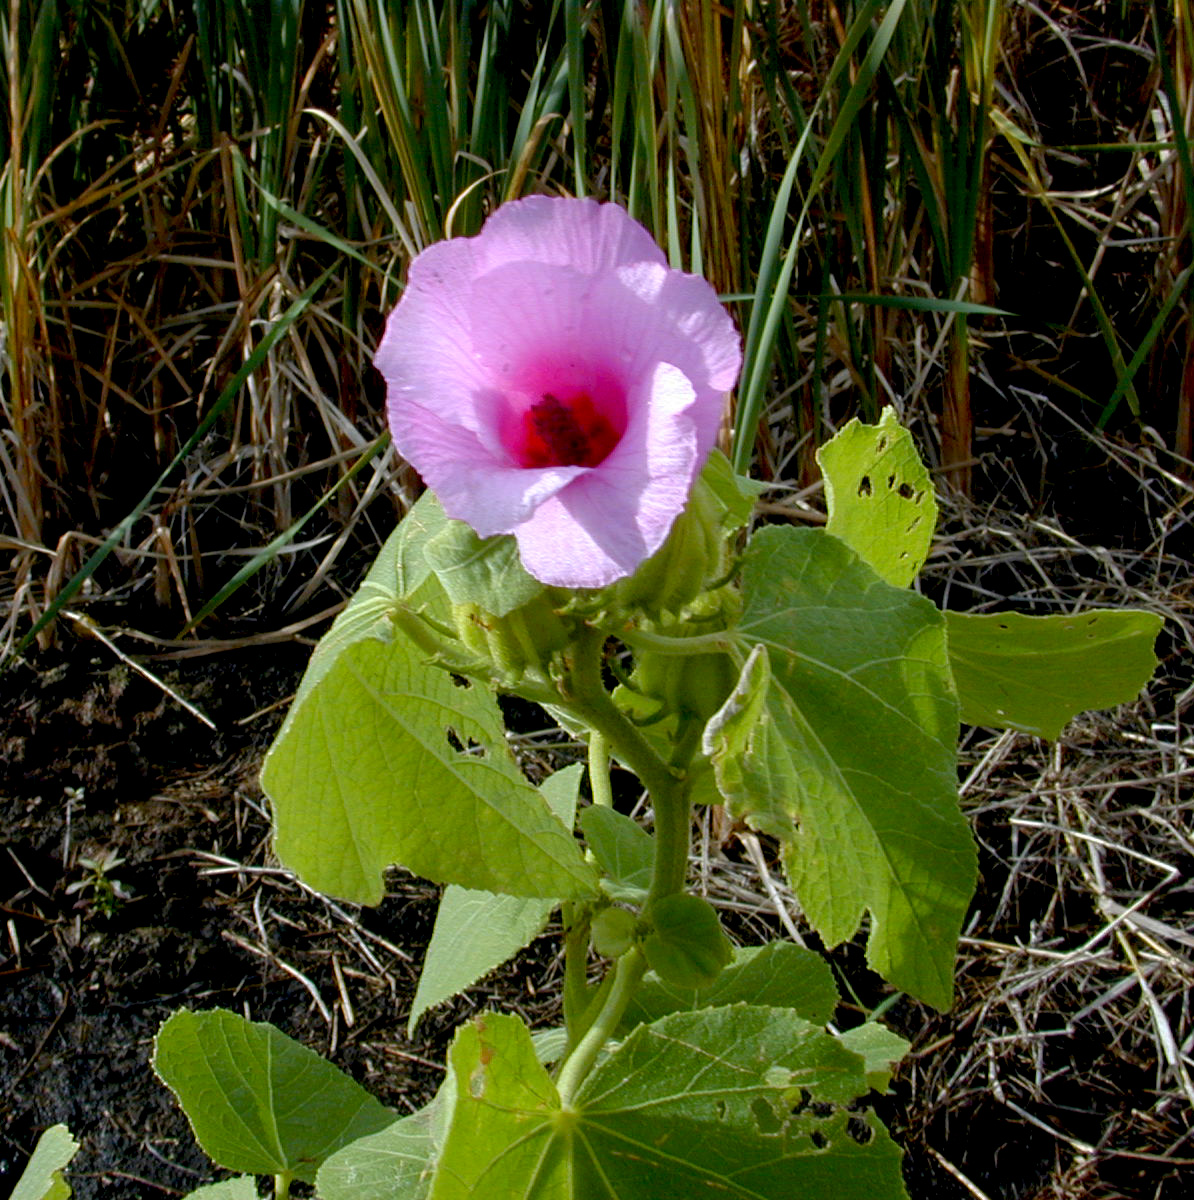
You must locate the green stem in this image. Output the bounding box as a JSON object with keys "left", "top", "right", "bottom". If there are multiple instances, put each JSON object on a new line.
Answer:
{"left": 619, "top": 627, "right": 733, "bottom": 656}
{"left": 561, "top": 903, "right": 592, "bottom": 1039}
{"left": 562, "top": 626, "right": 694, "bottom": 904}
{"left": 274, "top": 1172, "right": 292, "bottom": 1199}
{"left": 563, "top": 961, "right": 615, "bottom": 1058}
{"left": 588, "top": 731, "right": 613, "bottom": 808}
{"left": 562, "top": 629, "right": 681, "bottom": 801}
{"left": 555, "top": 948, "right": 646, "bottom": 1106}
{"left": 549, "top": 628, "right": 698, "bottom": 1099}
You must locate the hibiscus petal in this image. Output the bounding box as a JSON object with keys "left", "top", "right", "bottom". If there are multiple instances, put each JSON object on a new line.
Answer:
{"left": 374, "top": 197, "right": 743, "bottom": 588}
{"left": 513, "top": 363, "right": 700, "bottom": 587}
{"left": 399, "top": 401, "right": 585, "bottom": 535}
{"left": 474, "top": 195, "right": 667, "bottom": 276}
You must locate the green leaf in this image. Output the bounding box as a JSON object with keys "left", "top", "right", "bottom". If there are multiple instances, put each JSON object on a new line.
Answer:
{"left": 701, "top": 446, "right": 766, "bottom": 532}
{"left": 10, "top": 1124, "right": 78, "bottom": 1200}
{"left": 579, "top": 806, "right": 653, "bottom": 901}
{"left": 291, "top": 490, "right": 452, "bottom": 707}
{"left": 424, "top": 520, "right": 544, "bottom": 616}
{"left": 407, "top": 764, "right": 583, "bottom": 1033}
{"left": 182, "top": 1179, "right": 259, "bottom": 1199}
{"left": 430, "top": 1013, "right": 563, "bottom": 1198}
{"left": 709, "top": 527, "right": 976, "bottom": 1010}
{"left": 153, "top": 1009, "right": 394, "bottom": 1184}
{"left": 818, "top": 407, "right": 937, "bottom": 588}
{"left": 427, "top": 1007, "right": 906, "bottom": 1199}
{"left": 838, "top": 1023, "right": 911, "bottom": 1094}
{"left": 262, "top": 631, "right": 599, "bottom": 905}
{"left": 946, "top": 609, "right": 1163, "bottom": 739}
{"left": 642, "top": 893, "right": 733, "bottom": 989}
{"left": 573, "top": 1006, "right": 907, "bottom": 1198}
{"left": 317, "top": 1088, "right": 450, "bottom": 1200}
{"left": 591, "top": 906, "right": 638, "bottom": 958}
{"left": 623, "top": 941, "right": 839, "bottom": 1032}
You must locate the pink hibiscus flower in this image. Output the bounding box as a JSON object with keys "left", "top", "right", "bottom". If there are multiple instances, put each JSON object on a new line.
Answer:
{"left": 374, "top": 196, "right": 741, "bottom": 589}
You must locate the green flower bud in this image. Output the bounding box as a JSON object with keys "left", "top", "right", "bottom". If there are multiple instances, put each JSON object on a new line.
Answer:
{"left": 632, "top": 648, "right": 738, "bottom": 726}
{"left": 642, "top": 893, "right": 732, "bottom": 989}
{"left": 613, "top": 475, "right": 724, "bottom": 618}
{"left": 449, "top": 592, "right": 576, "bottom": 684}
{"left": 591, "top": 906, "right": 638, "bottom": 959}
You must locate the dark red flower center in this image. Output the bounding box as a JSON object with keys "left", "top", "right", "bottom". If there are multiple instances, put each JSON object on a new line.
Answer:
{"left": 518, "top": 392, "right": 621, "bottom": 468}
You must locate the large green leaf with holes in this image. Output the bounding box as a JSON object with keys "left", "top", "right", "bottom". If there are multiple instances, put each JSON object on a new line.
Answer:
{"left": 419, "top": 1007, "right": 905, "bottom": 1199}
{"left": 818, "top": 408, "right": 937, "bottom": 588}
{"left": 262, "top": 627, "right": 598, "bottom": 903}
{"left": 153, "top": 1009, "right": 394, "bottom": 1184}
{"left": 946, "top": 609, "right": 1163, "bottom": 739}
{"left": 707, "top": 526, "right": 975, "bottom": 1010}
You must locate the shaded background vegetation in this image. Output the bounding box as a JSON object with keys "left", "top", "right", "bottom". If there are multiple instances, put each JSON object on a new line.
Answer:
{"left": 3, "top": 0, "right": 1192, "bottom": 654}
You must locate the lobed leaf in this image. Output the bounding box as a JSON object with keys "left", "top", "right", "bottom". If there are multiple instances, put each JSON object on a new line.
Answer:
{"left": 708, "top": 527, "right": 976, "bottom": 1010}
{"left": 421, "top": 1006, "right": 906, "bottom": 1199}
{"left": 946, "top": 609, "right": 1163, "bottom": 739}
{"left": 153, "top": 1009, "right": 394, "bottom": 1184}
{"left": 818, "top": 407, "right": 937, "bottom": 588}
{"left": 263, "top": 632, "right": 598, "bottom": 904}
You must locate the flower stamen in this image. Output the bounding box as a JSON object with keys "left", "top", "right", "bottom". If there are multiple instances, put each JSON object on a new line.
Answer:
{"left": 520, "top": 393, "right": 621, "bottom": 468}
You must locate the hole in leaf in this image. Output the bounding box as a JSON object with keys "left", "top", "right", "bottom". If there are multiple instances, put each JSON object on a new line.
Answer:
{"left": 751, "top": 1097, "right": 782, "bottom": 1134}
{"left": 810, "top": 1130, "right": 828, "bottom": 1150}
{"left": 812, "top": 1102, "right": 834, "bottom": 1120}
{"left": 887, "top": 474, "right": 896, "bottom": 489}
{"left": 445, "top": 728, "right": 486, "bottom": 757}
{"left": 857, "top": 475, "right": 873, "bottom": 497}
{"left": 877, "top": 436, "right": 888, "bottom": 451}
{"left": 790, "top": 1088, "right": 812, "bottom": 1115}
{"left": 847, "top": 1116, "right": 874, "bottom": 1145}
{"left": 450, "top": 673, "right": 471, "bottom": 689}
{"left": 898, "top": 482, "right": 914, "bottom": 500}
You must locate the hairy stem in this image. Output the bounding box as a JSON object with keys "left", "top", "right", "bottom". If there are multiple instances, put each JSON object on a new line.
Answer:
{"left": 561, "top": 903, "right": 592, "bottom": 1040}
{"left": 549, "top": 626, "right": 697, "bottom": 1096}
{"left": 555, "top": 948, "right": 646, "bottom": 1106}
{"left": 588, "top": 731, "right": 613, "bottom": 808}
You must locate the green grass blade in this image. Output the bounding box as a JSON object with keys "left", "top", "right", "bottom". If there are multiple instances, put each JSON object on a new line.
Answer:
{"left": 182, "top": 433, "right": 390, "bottom": 633}
{"left": 734, "top": 0, "right": 910, "bottom": 472}
{"left": 6, "top": 268, "right": 335, "bottom": 665}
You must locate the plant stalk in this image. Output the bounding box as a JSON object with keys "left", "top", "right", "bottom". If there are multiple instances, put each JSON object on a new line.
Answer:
{"left": 555, "top": 948, "right": 646, "bottom": 1106}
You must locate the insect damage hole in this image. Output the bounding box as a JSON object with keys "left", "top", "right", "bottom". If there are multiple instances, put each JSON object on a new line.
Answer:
{"left": 846, "top": 1116, "right": 874, "bottom": 1145}
{"left": 857, "top": 475, "right": 873, "bottom": 497}
{"left": 444, "top": 727, "right": 487, "bottom": 757}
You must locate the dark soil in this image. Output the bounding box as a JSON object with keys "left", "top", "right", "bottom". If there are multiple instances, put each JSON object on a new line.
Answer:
{"left": 1, "top": 643, "right": 469, "bottom": 1197}
{"left": 2, "top": 607, "right": 1188, "bottom": 1198}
